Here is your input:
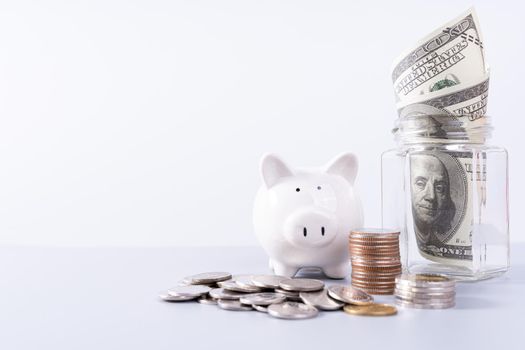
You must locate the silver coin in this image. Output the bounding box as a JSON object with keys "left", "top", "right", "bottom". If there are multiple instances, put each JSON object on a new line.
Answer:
{"left": 394, "top": 284, "right": 456, "bottom": 294}
{"left": 395, "top": 287, "right": 456, "bottom": 297}
{"left": 217, "top": 280, "right": 231, "bottom": 288}
{"left": 275, "top": 288, "right": 302, "bottom": 301}
{"left": 159, "top": 291, "right": 198, "bottom": 302}
{"left": 177, "top": 278, "right": 217, "bottom": 287}
{"left": 240, "top": 292, "right": 286, "bottom": 306}
{"left": 395, "top": 295, "right": 455, "bottom": 304}
{"left": 267, "top": 302, "right": 319, "bottom": 320}
{"left": 252, "top": 304, "right": 269, "bottom": 313}
{"left": 218, "top": 275, "right": 263, "bottom": 291}
{"left": 217, "top": 299, "right": 253, "bottom": 311}
{"left": 220, "top": 280, "right": 262, "bottom": 293}
{"left": 395, "top": 282, "right": 456, "bottom": 292}
{"left": 209, "top": 288, "right": 247, "bottom": 300}
{"left": 251, "top": 275, "right": 288, "bottom": 289}
{"left": 395, "top": 294, "right": 456, "bottom": 303}
{"left": 300, "top": 289, "right": 344, "bottom": 311}
{"left": 234, "top": 275, "right": 262, "bottom": 289}
{"left": 176, "top": 278, "right": 192, "bottom": 286}
{"left": 394, "top": 288, "right": 456, "bottom": 299}
{"left": 198, "top": 295, "right": 218, "bottom": 305}
{"left": 275, "top": 288, "right": 299, "bottom": 296}
{"left": 327, "top": 285, "right": 373, "bottom": 305}
{"left": 167, "top": 285, "right": 211, "bottom": 298}
{"left": 395, "top": 298, "right": 455, "bottom": 309}
{"left": 395, "top": 274, "right": 455, "bottom": 289}
{"left": 279, "top": 278, "right": 324, "bottom": 292}
{"left": 228, "top": 274, "right": 258, "bottom": 282}
{"left": 186, "top": 272, "right": 232, "bottom": 284}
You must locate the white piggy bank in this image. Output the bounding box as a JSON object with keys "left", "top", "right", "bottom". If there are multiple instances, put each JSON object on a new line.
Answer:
{"left": 253, "top": 153, "right": 364, "bottom": 279}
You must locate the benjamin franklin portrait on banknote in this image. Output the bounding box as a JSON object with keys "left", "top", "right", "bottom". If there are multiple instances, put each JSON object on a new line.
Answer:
{"left": 409, "top": 152, "right": 471, "bottom": 261}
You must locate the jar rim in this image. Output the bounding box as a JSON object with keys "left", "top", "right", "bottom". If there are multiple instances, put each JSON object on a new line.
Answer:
{"left": 393, "top": 114, "right": 492, "bottom": 145}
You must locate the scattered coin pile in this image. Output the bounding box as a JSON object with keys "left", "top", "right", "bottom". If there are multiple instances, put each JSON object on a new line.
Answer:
{"left": 394, "top": 274, "right": 456, "bottom": 309}
{"left": 160, "top": 272, "right": 398, "bottom": 319}
{"left": 349, "top": 228, "right": 402, "bottom": 295}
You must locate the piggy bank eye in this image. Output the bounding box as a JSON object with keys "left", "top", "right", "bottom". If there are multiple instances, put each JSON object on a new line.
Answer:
{"left": 317, "top": 186, "right": 322, "bottom": 190}
{"left": 295, "top": 188, "right": 300, "bottom": 192}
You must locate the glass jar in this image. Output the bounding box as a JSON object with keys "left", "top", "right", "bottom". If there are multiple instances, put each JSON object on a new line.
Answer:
{"left": 381, "top": 115, "right": 509, "bottom": 281}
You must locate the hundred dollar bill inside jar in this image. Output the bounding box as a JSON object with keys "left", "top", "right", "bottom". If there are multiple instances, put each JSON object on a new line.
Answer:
{"left": 408, "top": 149, "right": 486, "bottom": 266}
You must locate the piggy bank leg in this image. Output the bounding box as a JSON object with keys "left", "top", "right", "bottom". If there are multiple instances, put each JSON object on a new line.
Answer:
{"left": 322, "top": 262, "right": 349, "bottom": 279}
{"left": 271, "top": 261, "right": 299, "bottom": 277}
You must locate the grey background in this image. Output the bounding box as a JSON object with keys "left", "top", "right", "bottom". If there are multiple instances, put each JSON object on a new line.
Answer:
{"left": 0, "top": 0, "right": 523, "bottom": 247}
{"left": 1, "top": 245, "right": 522, "bottom": 350}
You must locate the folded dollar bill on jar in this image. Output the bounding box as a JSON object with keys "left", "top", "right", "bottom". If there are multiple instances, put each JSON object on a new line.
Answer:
{"left": 391, "top": 7, "right": 489, "bottom": 128}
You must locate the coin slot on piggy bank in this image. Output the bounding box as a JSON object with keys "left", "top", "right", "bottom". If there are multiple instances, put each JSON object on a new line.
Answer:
{"left": 253, "top": 153, "right": 364, "bottom": 279}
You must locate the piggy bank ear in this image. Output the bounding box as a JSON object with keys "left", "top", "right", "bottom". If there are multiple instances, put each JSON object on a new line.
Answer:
{"left": 325, "top": 153, "right": 358, "bottom": 185}
{"left": 260, "top": 153, "right": 293, "bottom": 188}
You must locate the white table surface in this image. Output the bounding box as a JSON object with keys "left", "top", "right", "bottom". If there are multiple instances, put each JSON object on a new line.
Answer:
{"left": 1, "top": 245, "right": 523, "bottom": 350}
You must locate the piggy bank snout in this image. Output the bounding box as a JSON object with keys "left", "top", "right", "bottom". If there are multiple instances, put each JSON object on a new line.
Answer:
{"left": 284, "top": 208, "right": 338, "bottom": 248}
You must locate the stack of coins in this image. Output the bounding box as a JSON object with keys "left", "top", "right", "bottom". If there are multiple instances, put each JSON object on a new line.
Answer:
{"left": 349, "top": 228, "right": 402, "bottom": 295}
{"left": 394, "top": 273, "right": 456, "bottom": 309}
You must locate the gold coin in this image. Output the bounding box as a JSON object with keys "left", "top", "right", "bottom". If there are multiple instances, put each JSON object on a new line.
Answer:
{"left": 352, "top": 282, "right": 396, "bottom": 288}
{"left": 352, "top": 268, "right": 400, "bottom": 274}
{"left": 349, "top": 244, "right": 399, "bottom": 249}
{"left": 351, "top": 284, "right": 395, "bottom": 291}
{"left": 350, "top": 255, "right": 400, "bottom": 260}
{"left": 359, "top": 290, "right": 395, "bottom": 296}
{"left": 352, "top": 270, "right": 402, "bottom": 275}
{"left": 350, "top": 234, "right": 399, "bottom": 240}
{"left": 350, "top": 227, "right": 400, "bottom": 235}
{"left": 343, "top": 303, "right": 397, "bottom": 316}
{"left": 350, "top": 247, "right": 399, "bottom": 251}
{"left": 352, "top": 260, "right": 402, "bottom": 265}
{"left": 349, "top": 249, "right": 400, "bottom": 255}
{"left": 352, "top": 287, "right": 395, "bottom": 293}
{"left": 353, "top": 271, "right": 393, "bottom": 275}
{"left": 352, "top": 264, "right": 402, "bottom": 269}
{"left": 351, "top": 253, "right": 401, "bottom": 258}
{"left": 351, "top": 260, "right": 401, "bottom": 266}
{"left": 361, "top": 279, "right": 399, "bottom": 284}
{"left": 352, "top": 278, "right": 396, "bottom": 283}
{"left": 352, "top": 277, "right": 398, "bottom": 283}
{"left": 349, "top": 246, "right": 399, "bottom": 250}
{"left": 350, "top": 251, "right": 400, "bottom": 256}
{"left": 350, "top": 255, "right": 400, "bottom": 261}
{"left": 352, "top": 283, "right": 396, "bottom": 289}
{"left": 350, "top": 234, "right": 400, "bottom": 238}
{"left": 352, "top": 280, "right": 396, "bottom": 286}
{"left": 349, "top": 242, "right": 399, "bottom": 246}
{"left": 349, "top": 237, "right": 399, "bottom": 242}
{"left": 351, "top": 265, "right": 402, "bottom": 272}
{"left": 349, "top": 240, "right": 399, "bottom": 245}
{"left": 351, "top": 244, "right": 398, "bottom": 249}
{"left": 349, "top": 239, "right": 399, "bottom": 243}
